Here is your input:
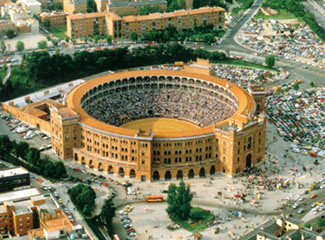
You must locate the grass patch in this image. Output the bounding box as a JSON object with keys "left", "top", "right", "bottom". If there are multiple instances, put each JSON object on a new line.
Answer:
{"left": 255, "top": 9, "right": 297, "bottom": 20}
{"left": 214, "top": 58, "right": 278, "bottom": 71}
{"left": 232, "top": 7, "right": 241, "bottom": 16}
{"left": 176, "top": 208, "right": 213, "bottom": 233}
{"left": 49, "top": 27, "right": 66, "bottom": 39}
{"left": 305, "top": 217, "right": 325, "bottom": 232}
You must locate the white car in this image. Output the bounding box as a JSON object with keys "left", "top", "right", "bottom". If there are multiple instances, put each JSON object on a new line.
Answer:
{"left": 298, "top": 197, "right": 305, "bottom": 202}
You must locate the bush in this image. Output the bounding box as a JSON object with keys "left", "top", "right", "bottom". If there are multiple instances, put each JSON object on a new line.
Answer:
{"left": 190, "top": 208, "right": 211, "bottom": 221}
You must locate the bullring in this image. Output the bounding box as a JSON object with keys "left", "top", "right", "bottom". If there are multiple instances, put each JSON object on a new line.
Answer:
{"left": 3, "top": 69, "right": 267, "bottom": 181}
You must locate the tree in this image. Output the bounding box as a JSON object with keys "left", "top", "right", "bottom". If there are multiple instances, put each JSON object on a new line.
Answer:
{"left": 129, "top": 32, "right": 138, "bottom": 41}
{"left": 5, "top": 29, "right": 15, "bottom": 39}
{"left": 0, "top": 135, "right": 12, "bottom": 155}
{"left": 37, "top": 40, "right": 48, "bottom": 49}
{"left": 265, "top": 55, "right": 275, "bottom": 68}
{"left": 43, "top": 19, "right": 50, "bottom": 28}
{"left": 105, "top": 35, "right": 112, "bottom": 44}
{"left": 0, "top": 40, "right": 6, "bottom": 52}
{"left": 139, "top": 5, "right": 162, "bottom": 15}
{"left": 310, "top": 81, "right": 315, "bottom": 88}
{"left": 26, "top": 148, "right": 40, "bottom": 164}
{"left": 69, "top": 184, "right": 96, "bottom": 216}
{"left": 53, "top": 161, "right": 66, "bottom": 179}
{"left": 293, "top": 83, "right": 299, "bottom": 90}
{"left": 87, "top": 0, "right": 97, "bottom": 13}
{"left": 100, "top": 198, "right": 116, "bottom": 228}
{"left": 14, "top": 142, "right": 29, "bottom": 159}
{"left": 166, "top": 181, "right": 193, "bottom": 221}
{"left": 317, "top": 218, "right": 325, "bottom": 228}
{"left": 51, "top": 39, "right": 58, "bottom": 46}
{"left": 16, "top": 40, "right": 24, "bottom": 52}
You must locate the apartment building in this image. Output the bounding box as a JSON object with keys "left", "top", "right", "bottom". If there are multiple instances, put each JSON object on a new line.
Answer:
{"left": 0, "top": 20, "right": 15, "bottom": 33}
{"left": 17, "top": 0, "right": 41, "bottom": 15}
{"left": 66, "top": 12, "right": 106, "bottom": 38}
{"left": 40, "top": 11, "right": 67, "bottom": 28}
{"left": 0, "top": 188, "right": 73, "bottom": 238}
{"left": 66, "top": 6, "right": 225, "bottom": 39}
{"left": 63, "top": 0, "right": 86, "bottom": 14}
{"left": 106, "top": 0, "right": 167, "bottom": 16}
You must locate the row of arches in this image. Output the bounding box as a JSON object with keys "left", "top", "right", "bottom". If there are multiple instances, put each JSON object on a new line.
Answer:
{"left": 81, "top": 75, "right": 238, "bottom": 108}
{"left": 152, "top": 166, "right": 216, "bottom": 181}
{"left": 84, "top": 75, "right": 234, "bottom": 96}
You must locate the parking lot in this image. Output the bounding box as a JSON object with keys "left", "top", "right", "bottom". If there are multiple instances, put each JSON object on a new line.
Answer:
{"left": 213, "top": 64, "right": 288, "bottom": 89}
{"left": 266, "top": 87, "right": 325, "bottom": 157}
{"left": 0, "top": 112, "right": 52, "bottom": 152}
{"left": 237, "top": 18, "right": 325, "bottom": 69}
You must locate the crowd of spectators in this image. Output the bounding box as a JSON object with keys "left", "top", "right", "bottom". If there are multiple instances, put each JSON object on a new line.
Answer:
{"left": 84, "top": 86, "right": 236, "bottom": 127}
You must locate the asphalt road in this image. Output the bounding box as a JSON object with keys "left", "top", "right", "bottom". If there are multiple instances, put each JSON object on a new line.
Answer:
{"left": 282, "top": 188, "right": 325, "bottom": 220}
{"left": 303, "top": 0, "right": 325, "bottom": 29}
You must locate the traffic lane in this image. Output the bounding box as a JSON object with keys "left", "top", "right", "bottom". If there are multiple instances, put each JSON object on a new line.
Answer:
{"left": 283, "top": 189, "right": 325, "bottom": 219}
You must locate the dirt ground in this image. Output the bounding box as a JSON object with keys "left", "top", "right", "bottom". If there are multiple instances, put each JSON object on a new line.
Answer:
{"left": 121, "top": 117, "right": 200, "bottom": 132}
{"left": 5, "top": 33, "right": 51, "bottom": 50}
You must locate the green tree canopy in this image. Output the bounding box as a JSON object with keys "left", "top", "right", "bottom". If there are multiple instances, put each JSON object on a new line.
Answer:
{"left": 16, "top": 40, "right": 24, "bottom": 52}
{"left": 317, "top": 218, "right": 325, "bottom": 228}
{"left": 14, "top": 142, "right": 29, "bottom": 159}
{"left": 87, "top": 0, "right": 97, "bottom": 13}
{"left": 26, "top": 147, "right": 40, "bottom": 165}
{"left": 69, "top": 184, "right": 96, "bottom": 216}
{"left": 5, "top": 29, "right": 15, "bottom": 39}
{"left": 100, "top": 198, "right": 116, "bottom": 228}
{"left": 43, "top": 19, "right": 50, "bottom": 28}
{"left": 139, "top": 5, "right": 162, "bottom": 15}
{"left": 37, "top": 40, "right": 48, "bottom": 49}
{"left": 129, "top": 32, "right": 138, "bottom": 41}
{"left": 265, "top": 55, "right": 275, "bottom": 68}
{"left": 0, "top": 135, "right": 12, "bottom": 155}
{"left": 166, "top": 181, "right": 193, "bottom": 221}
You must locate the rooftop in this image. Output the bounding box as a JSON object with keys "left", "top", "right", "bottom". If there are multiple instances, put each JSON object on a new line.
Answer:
{"left": 122, "top": 7, "right": 224, "bottom": 22}
{"left": 108, "top": 0, "right": 166, "bottom": 7}
{"left": 0, "top": 167, "right": 29, "bottom": 178}
{"left": 0, "top": 188, "right": 40, "bottom": 203}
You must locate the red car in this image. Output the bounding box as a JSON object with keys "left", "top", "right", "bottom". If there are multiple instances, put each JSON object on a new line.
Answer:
{"left": 310, "top": 194, "right": 317, "bottom": 199}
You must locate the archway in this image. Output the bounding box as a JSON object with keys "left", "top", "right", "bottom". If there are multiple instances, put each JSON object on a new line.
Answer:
{"left": 210, "top": 165, "right": 216, "bottom": 175}
{"left": 188, "top": 169, "right": 194, "bottom": 179}
{"left": 199, "top": 167, "right": 205, "bottom": 178}
{"left": 152, "top": 171, "right": 160, "bottom": 181}
{"left": 81, "top": 156, "right": 85, "bottom": 164}
{"left": 74, "top": 153, "right": 78, "bottom": 161}
{"left": 165, "top": 171, "right": 171, "bottom": 181}
{"left": 98, "top": 163, "right": 103, "bottom": 171}
{"left": 89, "top": 160, "right": 93, "bottom": 168}
{"left": 129, "top": 169, "right": 136, "bottom": 178}
{"left": 108, "top": 165, "right": 113, "bottom": 174}
{"left": 246, "top": 154, "right": 252, "bottom": 168}
{"left": 118, "top": 168, "right": 124, "bottom": 177}
{"left": 176, "top": 170, "right": 183, "bottom": 180}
